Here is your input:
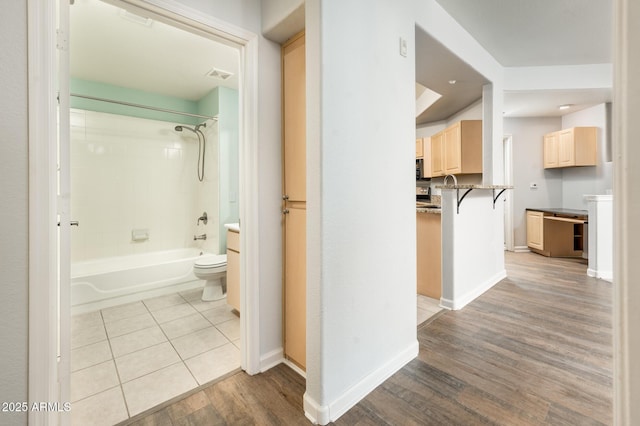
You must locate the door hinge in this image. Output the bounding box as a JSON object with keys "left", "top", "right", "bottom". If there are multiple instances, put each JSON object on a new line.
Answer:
{"left": 56, "top": 29, "right": 68, "bottom": 51}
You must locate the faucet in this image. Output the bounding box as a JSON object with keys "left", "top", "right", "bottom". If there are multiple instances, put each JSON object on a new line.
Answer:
{"left": 197, "top": 212, "right": 208, "bottom": 225}
{"left": 443, "top": 174, "right": 458, "bottom": 186}
{"left": 194, "top": 234, "right": 207, "bottom": 241}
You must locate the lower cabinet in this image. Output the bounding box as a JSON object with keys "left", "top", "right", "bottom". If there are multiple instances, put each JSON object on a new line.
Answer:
{"left": 226, "top": 230, "right": 240, "bottom": 312}
{"left": 526, "top": 210, "right": 585, "bottom": 257}
{"left": 416, "top": 212, "right": 442, "bottom": 299}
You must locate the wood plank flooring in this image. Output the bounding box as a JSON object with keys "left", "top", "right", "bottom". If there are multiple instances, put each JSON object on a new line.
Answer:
{"left": 125, "top": 252, "right": 612, "bottom": 425}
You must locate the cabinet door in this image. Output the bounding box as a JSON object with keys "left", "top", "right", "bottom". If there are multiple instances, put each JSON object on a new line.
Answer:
{"left": 284, "top": 205, "right": 306, "bottom": 369}
{"left": 526, "top": 211, "right": 545, "bottom": 250}
{"left": 416, "top": 138, "right": 424, "bottom": 159}
{"left": 431, "top": 131, "right": 444, "bottom": 177}
{"left": 226, "top": 248, "right": 240, "bottom": 312}
{"left": 558, "top": 129, "right": 575, "bottom": 167}
{"left": 543, "top": 132, "right": 559, "bottom": 168}
{"left": 443, "top": 123, "right": 461, "bottom": 174}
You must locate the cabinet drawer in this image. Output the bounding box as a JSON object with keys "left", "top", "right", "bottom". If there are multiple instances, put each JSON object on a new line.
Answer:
{"left": 227, "top": 230, "right": 240, "bottom": 252}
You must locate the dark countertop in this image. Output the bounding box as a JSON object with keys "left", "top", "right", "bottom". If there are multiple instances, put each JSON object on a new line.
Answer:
{"left": 526, "top": 207, "right": 588, "bottom": 217}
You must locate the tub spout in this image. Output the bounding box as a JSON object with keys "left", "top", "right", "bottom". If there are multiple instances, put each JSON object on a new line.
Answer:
{"left": 194, "top": 234, "right": 207, "bottom": 241}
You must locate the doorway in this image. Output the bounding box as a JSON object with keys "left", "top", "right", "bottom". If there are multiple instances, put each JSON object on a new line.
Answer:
{"left": 503, "top": 134, "right": 514, "bottom": 251}
{"left": 29, "top": 0, "right": 261, "bottom": 423}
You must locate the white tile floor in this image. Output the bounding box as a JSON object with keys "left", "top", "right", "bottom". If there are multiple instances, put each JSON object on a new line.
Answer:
{"left": 70, "top": 288, "right": 240, "bottom": 426}
{"left": 417, "top": 294, "right": 443, "bottom": 325}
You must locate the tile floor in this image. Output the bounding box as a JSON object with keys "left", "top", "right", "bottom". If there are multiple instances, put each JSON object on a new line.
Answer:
{"left": 417, "top": 294, "right": 443, "bottom": 325}
{"left": 70, "top": 288, "right": 240, "bottom": 426}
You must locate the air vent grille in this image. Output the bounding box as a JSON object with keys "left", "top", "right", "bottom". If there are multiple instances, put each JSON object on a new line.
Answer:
{"left": 206, "top": 68, "right": 234, "bottom": 81}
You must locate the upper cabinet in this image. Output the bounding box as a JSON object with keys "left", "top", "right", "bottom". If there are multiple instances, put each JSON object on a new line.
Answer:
{"left": 416, "top": 138, "right": 424, "bottom": 159}
{"left": 419, "top": 120, "right": 482, "bottom": 178}
{"left": 543, "top": 127, "right": 597, "bottom": 169}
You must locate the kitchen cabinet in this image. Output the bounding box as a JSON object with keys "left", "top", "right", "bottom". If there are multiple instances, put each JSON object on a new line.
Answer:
{"left": 226, "top": 229, "right": 240, "bottom": 312}
{"left": 543, "top": 127, "right": 597, "bottom": 169}
{"left": 417, "top": 212, "right": 441, "bottom": 299}
{"left": 526, "top": 208, "right": 586, "bottom": 257}
{"left": 422, "top": 120, "right": 480, "bottom": 178}
{"left": 416, "top": 138, "right": 424, "bottom": 159}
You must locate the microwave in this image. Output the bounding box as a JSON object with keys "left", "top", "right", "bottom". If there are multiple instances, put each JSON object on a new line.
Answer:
{"left": 416, "top": 159, "right": 427, "bottom": 180}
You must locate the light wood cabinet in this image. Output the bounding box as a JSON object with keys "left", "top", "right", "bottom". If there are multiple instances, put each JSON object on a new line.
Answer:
{"left": 416, "top": 138, "right": 424, "bottom": 159}
{"left": 543, "top": 127, "right": 597, "bottom": 169}
{"left": 422, "top": 120, "right": 480, "bottom": 178}
{"left": 226, "top": 229, "right": 240, "bottom": 312}
{"left": 282, "top": 32, "right": 306, "bottom": 370}
{"left": 527, "top": 210, "right": 586, "bottom": 257}
{"left": 526, "top": 211, "right": 544, "bottom": 250}
{"left": 416, "top": 213, "right": 441, "bottom": 299}
{"left": 543, "top": 132, "right": 559, "bottom": 168}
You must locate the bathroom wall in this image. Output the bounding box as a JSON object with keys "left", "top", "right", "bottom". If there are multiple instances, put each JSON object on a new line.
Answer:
{"left": 70, "top": 109, "right": 220, "bottom": 262}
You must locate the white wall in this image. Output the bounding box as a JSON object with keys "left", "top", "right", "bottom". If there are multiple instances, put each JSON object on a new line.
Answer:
{"left": 261, "top": 0, "right": 305, "bottom": 43}
{"left": 70, "top": 110, "right": 220, "bottom": 261}
{"left": 0, "top": 1, "right": 28, "bottom": 424}
{"left": 304, "top": 0, "right": 418, "bottom": 423}
{"left": 504, "top": 117, "right": 563, "bottom": 248}
{"left": 561, "top": 103, "right": 612, "bottom": 209}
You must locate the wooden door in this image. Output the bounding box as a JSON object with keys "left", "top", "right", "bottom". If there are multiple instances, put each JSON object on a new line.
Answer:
{"left": 282, "top": 32, "right": 306, "bottom": 370}
{"left": 526, "top": 211, "right": 545, "bottom": 250}
{"left": 443, "top": 123, "right": 461, "bottom": 174}
{"left": 431, "top": 132, "right": 444, "bottom": 177}
{"left": 558, "top": 129, "right": 575, "bottom": 167}
{"left": 543, "top": 132, "right": 559, "bottom": 168}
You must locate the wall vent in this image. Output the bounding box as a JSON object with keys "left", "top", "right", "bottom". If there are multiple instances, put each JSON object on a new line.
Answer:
{"left": 206, "top": 68, "right": 234, "bottom": 81}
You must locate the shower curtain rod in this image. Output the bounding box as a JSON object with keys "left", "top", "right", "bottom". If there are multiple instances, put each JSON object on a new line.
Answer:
{"left": 70, "top": 93, "right": 218, "bottom": 121}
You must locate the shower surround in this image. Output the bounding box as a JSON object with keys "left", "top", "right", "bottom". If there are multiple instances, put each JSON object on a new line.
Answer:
{"left": 70, "top": 109, "right": 220, "bottom": 310}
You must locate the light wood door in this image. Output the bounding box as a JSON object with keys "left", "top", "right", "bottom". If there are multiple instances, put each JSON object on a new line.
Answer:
{"left": 558, "top": 129, "right": 575, "bottom": 167}
{"left": 416, "top": 213, "right": 442, "bottom": 298}
{"left": 430, "top": 131, "right": 444, "bottom": 177}
{"left": 543, "top": 132, "right": 559, "bottom": 168}
{"left": 416, "top": 138, "right": 424, "bottom": 159}
{"left": 443, "top": 123, "right": 461, "bottom": 174}
{"left": 282, "top": 32, "right": 306, "bottom": 370}
{"left": 526, "top": 211, "right": 545, "bottom": 250}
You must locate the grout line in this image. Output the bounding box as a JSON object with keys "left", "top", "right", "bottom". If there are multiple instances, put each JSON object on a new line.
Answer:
{"left": 100, "top": 309, "right": 132, "bottom": 419}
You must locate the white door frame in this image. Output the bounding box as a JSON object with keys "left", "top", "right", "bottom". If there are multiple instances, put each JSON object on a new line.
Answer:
{"left": 503, "top": 134, "right": 514, "bottom": 251}
{"left": 28, "top": 1, "right": 261, "bottom": 422}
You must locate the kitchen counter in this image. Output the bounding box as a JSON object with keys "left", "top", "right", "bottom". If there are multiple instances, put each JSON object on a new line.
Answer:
{"left": 526, "top": 208, "right": 587, "bottom": 218}
{"left": 435, "top": 184, "right": 513, "bottom": 190}
{"left": 416, "top": 201, "right": 441, "bottom": 214}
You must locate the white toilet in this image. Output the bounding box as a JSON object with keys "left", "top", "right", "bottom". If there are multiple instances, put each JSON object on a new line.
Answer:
{"left": 193, "top": 254, "right": 227, "bottom": 301}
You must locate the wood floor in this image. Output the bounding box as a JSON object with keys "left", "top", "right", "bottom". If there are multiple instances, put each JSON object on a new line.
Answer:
{"left": 125, "top": 252, "right": 612, "bottom": 426}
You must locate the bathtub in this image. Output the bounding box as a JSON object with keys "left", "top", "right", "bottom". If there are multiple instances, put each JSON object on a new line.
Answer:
{"left": 71, "top": 248, "right": 206, "bottom": 313}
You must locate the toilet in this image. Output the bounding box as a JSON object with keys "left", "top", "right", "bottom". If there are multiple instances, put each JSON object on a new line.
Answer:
{"left": 193, "top": 254, "right": 227, "bottom": 301}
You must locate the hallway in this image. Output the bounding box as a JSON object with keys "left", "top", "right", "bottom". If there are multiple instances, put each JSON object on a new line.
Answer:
{"left": 126, "top": 252, "right": 612, "bottom": 425}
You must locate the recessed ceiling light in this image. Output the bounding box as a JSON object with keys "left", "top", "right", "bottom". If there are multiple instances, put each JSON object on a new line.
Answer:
{"left": 448, "top": 80, "right": 457, "bottom": 85}
{"left": 559, "top": 104, "right": 573, "bottom": 110}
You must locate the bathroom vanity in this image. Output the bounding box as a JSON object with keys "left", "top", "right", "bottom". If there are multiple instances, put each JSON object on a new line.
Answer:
{"left": 225, "top": 224, "right": 240, "bottom": 312}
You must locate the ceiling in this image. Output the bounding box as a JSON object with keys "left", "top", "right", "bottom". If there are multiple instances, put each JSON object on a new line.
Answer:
{"left": 416, "top": 0, "right": 613, "bottom": 124}
{"left": 72, "top": 0, "right": 613, "bottom": 123}
{"left": 70, "top": 0, "right": 239, "bottom": 102}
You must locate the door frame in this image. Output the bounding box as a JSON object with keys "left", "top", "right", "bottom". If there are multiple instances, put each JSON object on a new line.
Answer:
{"left": 28, "top": 1, "right": 261, "bottom": 421}
{"left": 503, "top": 134, "right": 514, "bottom": 251}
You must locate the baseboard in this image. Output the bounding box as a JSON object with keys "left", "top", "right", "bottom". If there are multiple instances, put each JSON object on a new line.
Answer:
{"left": 259, "top": 348, "right": 284, "bottom": 373}
{"left": 514, "top": 246, "right": 530, "bottom": 253}
{"left": 283, "top": 358, "right": 306, "bottom": 379}
{"left": 588, "top": 268, "right": 613, "bottom": 282}
{"left": 303, "top": 341, "right": 419, "bottom": 425}
{"left": 440, "top": 270, "right": 507, "bottom": 310}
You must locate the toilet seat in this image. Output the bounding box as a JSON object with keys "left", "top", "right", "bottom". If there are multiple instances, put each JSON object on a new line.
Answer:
{"left": 194, "top": 254, "right": 226, "bottom": 269}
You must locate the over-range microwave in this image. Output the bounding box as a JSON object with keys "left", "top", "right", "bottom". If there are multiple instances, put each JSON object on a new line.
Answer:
{"left": 416, "top": 159, "right": 430, "bottom": 180}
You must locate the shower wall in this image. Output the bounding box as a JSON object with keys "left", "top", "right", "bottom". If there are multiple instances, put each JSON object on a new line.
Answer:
{"left": 70, "top": 108, "right": 220, "bottom": 262}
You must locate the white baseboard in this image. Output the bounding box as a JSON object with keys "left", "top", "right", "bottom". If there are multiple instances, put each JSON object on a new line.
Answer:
{"left": 440, "top": 270, "right": 507, "bottom": 310}
{"left": 259, "top": 348, "right": 284, "bottom": 373}
{"left": 588, "top": 268, "right": 613, "bottom": 282}
{"left": 514, "top": 246, "right": 530, "bottom": 253}
{"left": 283, "top": 358, "right": 306, "bottom": 378}
{"left": 303, "top": 341, "right": 419, "bottom": 425}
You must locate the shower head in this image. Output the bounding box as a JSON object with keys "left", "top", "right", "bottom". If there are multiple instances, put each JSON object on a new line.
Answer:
{"left": 174, "top": 125, "right": 198, "bottom": 134}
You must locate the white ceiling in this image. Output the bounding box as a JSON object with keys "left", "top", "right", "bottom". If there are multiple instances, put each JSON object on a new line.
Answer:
{"left": 71, "top": 0, "right": 613, "bottom": 122}
{"left": 70, "top": 0, "right": 239, "bottom": 102}
{"left": 416, "top": 0, "right": 613, "bottom": 123}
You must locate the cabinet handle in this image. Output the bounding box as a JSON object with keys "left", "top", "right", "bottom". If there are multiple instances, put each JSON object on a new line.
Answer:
{"left": 282, "top": 209, "right": 290, "bottom": 214}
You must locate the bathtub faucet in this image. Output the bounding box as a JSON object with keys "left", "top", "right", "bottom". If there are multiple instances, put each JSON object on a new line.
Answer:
{"left": 194, "top": 234, "right": 207, "bottom": 241}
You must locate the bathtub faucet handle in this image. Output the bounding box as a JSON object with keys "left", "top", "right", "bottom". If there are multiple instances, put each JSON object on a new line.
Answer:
{"left": 194, "top": 234, "right": 207, "bottom": 241}
{"left": 197, "top": 212, "right": 208, "bottom": 226}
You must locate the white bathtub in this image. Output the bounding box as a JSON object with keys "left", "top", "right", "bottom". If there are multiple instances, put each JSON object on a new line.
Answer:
{"left": 71, "top": 248, "right": 206, "bottom": 314}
